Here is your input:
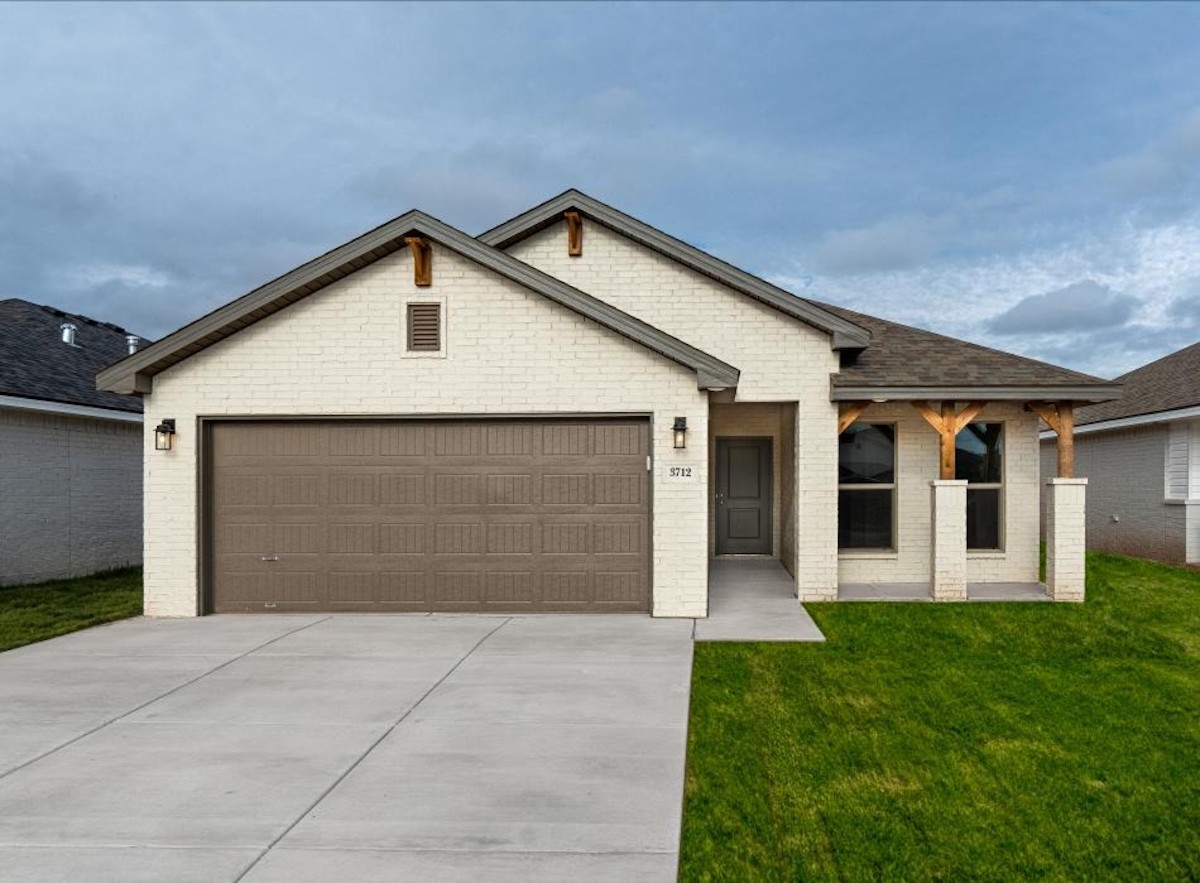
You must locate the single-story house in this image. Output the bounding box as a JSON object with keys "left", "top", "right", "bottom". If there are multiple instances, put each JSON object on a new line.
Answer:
{"left": 1040, "top": 340, "right": 1199, "bottom": 565}
{"left": 97, "top": 191, "right": 1120, "bottom": 617}
{"left": 1, "top": 299, "right": 144, "bottom": 585}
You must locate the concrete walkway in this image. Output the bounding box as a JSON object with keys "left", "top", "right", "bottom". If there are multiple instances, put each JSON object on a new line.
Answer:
{"left": 695, "top": 558, "right": 825, "bottom": 642}
{"left": 0, "top": 614, "right": 693, "bottom": 882}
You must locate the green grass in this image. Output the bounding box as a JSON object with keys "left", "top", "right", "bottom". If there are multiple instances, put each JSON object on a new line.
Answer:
{"left": 681, "top": 553, "right": 1200, "bottom": 881}
{"left": 0, "top": 568, "right": 142, "bottom": 653}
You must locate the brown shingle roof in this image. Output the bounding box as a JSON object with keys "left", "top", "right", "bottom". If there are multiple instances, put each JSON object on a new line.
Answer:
{"left": 814, "top": 301, "right": 1109, "bottom": 390}
{"left": 1073, "top": 340, "right": 1200, "bottom": 425}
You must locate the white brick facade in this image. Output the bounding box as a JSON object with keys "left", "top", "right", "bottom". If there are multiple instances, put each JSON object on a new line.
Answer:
{"left": 1045, "top": 478, "right": 1087, "bottom": 601}
{"left": 0, "top": 408, "right": 142, "bottom": 585}
{"left": 142, "top": 245, "right": 709, "bottom": 617}
{"left": 838, "top": 401, "right": 1040, "bottom": 585}
{"left": 508, "top": 222, "right": 840, "bottom": 599}
{"left": 930, "top": 480, "right": 968, "bottom": 600}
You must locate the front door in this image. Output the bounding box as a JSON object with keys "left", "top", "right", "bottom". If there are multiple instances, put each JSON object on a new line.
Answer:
{"left": 715, "top": 437, "right": 773, "bottom": 555}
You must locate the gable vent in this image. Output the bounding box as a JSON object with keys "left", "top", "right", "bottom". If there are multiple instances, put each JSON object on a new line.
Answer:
{"left": 407, "top": 303, "right": 441, "bottom": 352}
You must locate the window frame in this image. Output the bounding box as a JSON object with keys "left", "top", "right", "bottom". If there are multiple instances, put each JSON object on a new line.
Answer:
{"left": 838, "top": 421, "right": 898, "bottom": 553}
{"left": 402, "top": 296, "right": 447, "bottom": 358}
{"left": 957, "top": 421, "right": 1005, "bottom": 552}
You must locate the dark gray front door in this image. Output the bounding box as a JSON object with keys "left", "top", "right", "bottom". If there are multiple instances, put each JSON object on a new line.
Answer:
{"left": 715, "top": 437, "right": 772, "bottom": 555}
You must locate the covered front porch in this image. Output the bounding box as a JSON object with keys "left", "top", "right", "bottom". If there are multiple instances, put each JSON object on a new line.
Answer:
{"left": 837, "top": 581, "right": 1050, "bottom": 602}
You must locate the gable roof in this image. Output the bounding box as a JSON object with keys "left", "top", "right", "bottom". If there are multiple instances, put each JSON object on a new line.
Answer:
{"left": 1, "top": 299, "right": 143, "bottom": 414}
{"left": 96, "top": 211, "right": 740, "bottom": 395}
{"left": 816, "top": 302, "right": 1122, "bottom": 402}
{"left": 478, "top": 189, "right": 872, "bottom": 350}
{"left": 1073, "top": 340, "right": 1200, "bottom": 426}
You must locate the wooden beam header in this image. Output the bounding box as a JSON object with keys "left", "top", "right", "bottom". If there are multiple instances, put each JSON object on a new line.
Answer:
{"left": 910, "top": 400, "right": 987, "bottom": 480}
{"left": 404, "top": 237, "right": 432, "bottom": 287}
{"left": 565, "top": 210, "right": 583, "bottom": 257}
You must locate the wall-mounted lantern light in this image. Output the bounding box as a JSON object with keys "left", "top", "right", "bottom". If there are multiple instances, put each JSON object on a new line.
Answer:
{"left": 154, "top": 418, "right": 176, "bottom": 451}
{"left": 672, "top": 416, "right": 688, "bottom": 449}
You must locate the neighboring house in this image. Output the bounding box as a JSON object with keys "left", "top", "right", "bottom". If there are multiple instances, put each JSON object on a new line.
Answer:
{"left": 97, "top": 191, "right": 1119, "bottom": 617}
{"left": 1040, "top": 341, "right": 1200, "bottom": 565}
{"left": 0, "top": 299, "right": 145, "bottom": 585}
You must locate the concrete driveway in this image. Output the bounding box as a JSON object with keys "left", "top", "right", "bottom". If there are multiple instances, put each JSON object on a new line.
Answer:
{"left": 0, "top": 614, "right": 694, "bottom": 882}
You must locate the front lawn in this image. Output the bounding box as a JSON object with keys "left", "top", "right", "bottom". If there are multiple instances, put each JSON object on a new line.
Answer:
{"left": 681, "top": 553, "right": 1200, "bottom": 881}
{"left": 0, "top": 568, "right": 142, "bottom": 653}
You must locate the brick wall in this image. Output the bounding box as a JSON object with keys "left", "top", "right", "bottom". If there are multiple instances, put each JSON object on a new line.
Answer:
{"left": 508, "top": 221, "right": 840, "bottom": 598}
{"left": 1041, "top": 424, "right": 1188, "bottom": 564}
{"left": 838, "top": 401, "right": 1040, "bottom": 584}
{"left": 0, "top": 408, "right": 142, "bottom": 585}
{"left": 143, "top": 245, "right": 709, "bottom": 617}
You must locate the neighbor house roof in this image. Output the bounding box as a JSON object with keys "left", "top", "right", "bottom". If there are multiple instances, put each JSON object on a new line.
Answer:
{"left": 1072, "top": 340, "right": 1200, "bottom": 426}
{"left": 817, "top": 302, "right": 1121, "bottom": 402}
{"left": 96, "top": 211, "right": 740, "bottom": 395}
{"left": 478, "top": 189, "right": 873, "bottom": 349}
{"left": 0, "top": 299, "right": 143, "bottom": 414}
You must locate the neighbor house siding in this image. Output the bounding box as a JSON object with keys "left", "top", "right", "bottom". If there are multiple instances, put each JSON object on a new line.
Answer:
{"left": 1041, "top": 423, "right": 1187, "bottom": 564}
{"left": 838, "top": 401, "right": 1040, "bottom": 585}
{"left": 141, "top": 245, "right": 709, "bottom": 617}
{"left": 0, "top": 408, "right": 142, "bottom": 585}
{"left": 507, "top": 221, "right": 840, "bottom": 599}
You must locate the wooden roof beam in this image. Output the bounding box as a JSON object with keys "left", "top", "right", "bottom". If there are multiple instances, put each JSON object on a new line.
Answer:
{"left": 404, "top": 236, "right": 432, "bottom": 287}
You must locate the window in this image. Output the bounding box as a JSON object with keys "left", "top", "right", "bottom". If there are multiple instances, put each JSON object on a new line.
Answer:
{"left": 956, "top": 422, "right": 1003, "bottom": 549}
{"left": 838, "top": 423, "right": 895, "bottom": 550}
{"left": 406, "top": 302, "right": 441, "bottom": 352}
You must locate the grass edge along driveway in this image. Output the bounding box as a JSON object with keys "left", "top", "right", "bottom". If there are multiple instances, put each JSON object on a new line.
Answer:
{"left": 681, "top": 553, "right": 1200, "bottom": 882}
{"left": 0, "top": 568, "right": 142, "bottom": 653}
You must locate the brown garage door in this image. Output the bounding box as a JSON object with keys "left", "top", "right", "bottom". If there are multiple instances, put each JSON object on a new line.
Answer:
{"left": 208, "top": 418, "right": 650, "bottom": 613}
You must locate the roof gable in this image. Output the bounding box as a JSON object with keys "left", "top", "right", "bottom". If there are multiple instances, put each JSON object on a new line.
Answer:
{"left": 478, "top": 190, "right": 872, "bottom": 349}
{"left": 97, "top": 211, "right": 739, "bottom": 395}
{"left": 1, "top": 299, "right": 143, "bottom": 413}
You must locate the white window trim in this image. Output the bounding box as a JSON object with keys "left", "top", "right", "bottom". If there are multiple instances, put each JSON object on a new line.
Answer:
{"left": 402, "top": 296, "right": 448, "bottom": 359}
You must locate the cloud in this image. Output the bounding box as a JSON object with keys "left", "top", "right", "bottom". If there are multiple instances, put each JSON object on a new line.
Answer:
{"left": 807, "top": 217, "right": 941, "bottom": 276}
{"left": 54, "top": 263, "right": 174, "bottom": 291}
{"left": 774, "top": 213, "right": 1200, "bottom": 377}
{"left": 986, "top": 280, "right": 1139, "bottom": 334}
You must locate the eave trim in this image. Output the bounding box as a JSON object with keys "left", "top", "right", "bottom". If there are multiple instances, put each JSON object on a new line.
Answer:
{"left": 831, "top": 384, "right": 1123, "bottom": 403}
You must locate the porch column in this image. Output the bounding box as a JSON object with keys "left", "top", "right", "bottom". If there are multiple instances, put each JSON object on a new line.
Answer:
{"left": 1045, "top": 478, "right": 1087, "bottom": 602}
{"left": 930, "top": 479, "right": 968, "bottom": 601}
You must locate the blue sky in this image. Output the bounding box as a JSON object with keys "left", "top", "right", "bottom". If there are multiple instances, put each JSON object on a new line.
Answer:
{"left": 2, "top": 2, "right": 1199, "bottom": 377}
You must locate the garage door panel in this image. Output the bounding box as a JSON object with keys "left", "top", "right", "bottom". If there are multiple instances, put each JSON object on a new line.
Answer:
{"left": 210, "top": 419, "right": 650, "bottom": 613}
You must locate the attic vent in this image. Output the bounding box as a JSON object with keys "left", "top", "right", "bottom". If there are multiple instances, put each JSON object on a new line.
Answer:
{"left": 60, "top": 323, "right": 78, "bottom": 346}
{"left": 407, "top": 303, "right": 441, "bottom": 352}
{"left": 126, "top": 334, "right": 141, "bottom": 354}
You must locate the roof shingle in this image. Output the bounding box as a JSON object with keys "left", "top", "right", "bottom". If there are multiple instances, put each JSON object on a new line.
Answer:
{"left": 0, "top": 299, "right": 144, "bottom": 413}
{"left": 1073, "top": 340, "right": 1200, "bottom": 426}
{"left": 815, "top": 301, "right": 1108, "bottom": 390}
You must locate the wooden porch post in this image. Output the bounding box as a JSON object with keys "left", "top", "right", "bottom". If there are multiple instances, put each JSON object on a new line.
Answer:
{"left": 1029, "top": 402, "right": 1075, "bottom": 478}
{"left": 911, "top": 400, "right": 988, "bottom": 478}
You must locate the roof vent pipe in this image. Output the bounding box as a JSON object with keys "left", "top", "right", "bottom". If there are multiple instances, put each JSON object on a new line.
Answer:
{"left": 125, "top": 334, "right": 141, "bottom": 355}
{"left": 60, "top": 323, "right": 78, "bottom": 346}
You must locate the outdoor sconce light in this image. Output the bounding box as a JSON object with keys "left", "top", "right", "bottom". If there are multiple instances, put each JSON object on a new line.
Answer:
{"left": 672, "top": 416, "right": 688, "bottom": 449}
{"left": 154, "top": 418, "right": 176, "bottom": 451}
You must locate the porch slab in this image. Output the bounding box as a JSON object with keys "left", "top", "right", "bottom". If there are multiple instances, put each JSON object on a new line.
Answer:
{"left": 838, "top": 582, "right": 1049, "bottom": 602}
{"left": 696, "top": 559, "right": 825, "bottom": 642}
{"left": 839, "top": 582, "right": 931, "bottom": 602}
{"left": 968, "top": 582, "right": 1050, "bottom": 602}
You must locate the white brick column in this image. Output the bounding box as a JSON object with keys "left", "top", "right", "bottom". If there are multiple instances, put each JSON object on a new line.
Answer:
{"left": 1045, "top": 478, "right": 1087, "bottom": 602}
{"left": 930, "top": 479, "right": 968, "bottom": 601}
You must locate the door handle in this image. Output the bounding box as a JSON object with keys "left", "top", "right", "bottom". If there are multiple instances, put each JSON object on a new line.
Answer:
{"left": 261, "top": 555, "right": 280, "bottom": 562}
{"left": 715, "top": 491, "right": 726, "bottom": 506}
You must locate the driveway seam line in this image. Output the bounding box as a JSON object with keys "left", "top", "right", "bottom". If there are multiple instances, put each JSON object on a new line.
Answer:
{"left": 0, "top": 616, "right": 333, "bottom": 782}
{"left": 232, "top": 616, "right": 514, "bottom": 883}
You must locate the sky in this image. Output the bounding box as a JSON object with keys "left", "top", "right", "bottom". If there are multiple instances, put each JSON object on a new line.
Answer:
{"left": 2, "top": 2, "right": 1199, "bottom": 379}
